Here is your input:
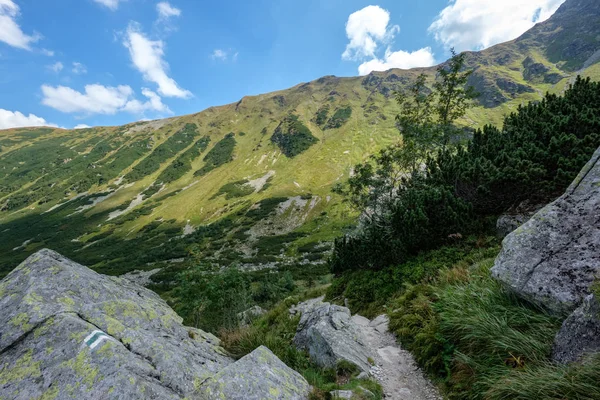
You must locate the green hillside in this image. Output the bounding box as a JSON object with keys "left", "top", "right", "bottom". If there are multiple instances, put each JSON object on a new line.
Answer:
{"left": 0, "top": 0, "right": 599, "bottom": 283}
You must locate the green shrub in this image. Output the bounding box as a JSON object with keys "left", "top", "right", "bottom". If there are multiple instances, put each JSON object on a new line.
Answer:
{"left": 332, "top": 77, "right": 600, "bottom": 276}
{"left": 158, "top": 135, "right": 210, "bottom": 183}
{"left": 126, "top": 124, "right": 199, "bottom": 182}
{"left": 271, "top": 114, "right": 319, "bottom": 157}
{"left": 194, "top": 133, "right": 236, "bottom": 177}
{"left": 315, "top": 105, "right": 330, "bottom": 127}
{"left": 325, "top": 106, "right": 352, "bottom": 129}
{"left": 213, "top": 179, "right": 255, "bottom": 199}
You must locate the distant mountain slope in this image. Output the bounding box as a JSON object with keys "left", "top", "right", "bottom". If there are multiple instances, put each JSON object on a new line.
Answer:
{"left": 0, "top": 0, "right": 599, "bottom": 279}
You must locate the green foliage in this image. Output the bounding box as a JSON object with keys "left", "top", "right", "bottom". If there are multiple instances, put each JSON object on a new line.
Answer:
{"left": 314, "top": 105, "right": 330, "bottom": 127}
{"left": 173, "top": 267, "right": 252, "bottom": 332}
{"left": 328, "top": 237, "right": 499, "bottom": 317}
{"left": 325, "top": 106, "right": 352, "bottom": 129}
{"left": 172, "top": 265, "right": 299, "bottom": 333}
{"left": 157, "top": 135, "right": 210, "bottom": 183}
{"left": 331, "top": 182, "right": 472, "bottom": 274}
{"left": 429, "top": 76, "right": 600, "bottom": 213}
{"left": 213, "top": 180, "right": 255, "bottom": 199}
{"left": 194, "top": 133, "right": 236, "bottom": 177}
{"left": 271, "top": 114, "right": 319, "bottom": 158}
{"left": 126, "top": 124, "right": 199, "bottom": 182}
{"left": 333, "top": 76, "right": 600, "bottom": 275}
{"left": 385, "top": 254, "right": 598, "bottom": 400}
{"left": 434, "top": 49, "right": 479, "bottom": 130}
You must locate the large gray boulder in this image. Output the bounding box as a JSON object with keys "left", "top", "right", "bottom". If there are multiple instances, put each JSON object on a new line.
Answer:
{"left": 552, "top": 294, "right": 600, "bottom": 364}
{"left": 293, "top": 299, "right": 373, "bottom": 373}
{"left": 199, "top": 346, "right": 310, "bottom": 399}
{"left": 0, "top": 249, "right": 310, "bottom": 399}
{"left": 491, "top": 147, "right": 600, "bottom": 314}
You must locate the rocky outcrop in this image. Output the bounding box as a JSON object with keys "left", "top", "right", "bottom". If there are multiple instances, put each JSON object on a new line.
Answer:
{"left": 553, "top": 294, "right": 600, "bottom": 364}
{"left": 491, "top": 147, "right": 600, "bottom": 314}
{"left": 0, "top": 249, "right": 309, "bottom": 400}
{"left": 292, "top": 299, "right": 373, "bottom": 373}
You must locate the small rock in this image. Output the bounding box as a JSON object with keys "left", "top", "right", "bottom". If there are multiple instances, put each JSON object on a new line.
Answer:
{"left": 369, "top": 314, "right": 389, "bottom": 334}
{"left": 330, "top": 390, "right": 354, "bottom": 399}
{"left": 237, "top": 305, "right": 266, "bottom": 326}
{"left": 357, "top": 371, "right": 370, "bottom": 380}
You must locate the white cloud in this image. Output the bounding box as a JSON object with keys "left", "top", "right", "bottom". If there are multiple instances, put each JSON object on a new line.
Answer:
{"left": 74, "top": 124, "right": 91, "bottom": 129}
{"left": 211, "top": 49, "right": 227, "bottom": 60}
{"left": 93, "top": 0, "right": 122, "bottom": 11}
{"left": 358, "top": 47, "right": 436, "bottom": 75}
{"left": 0, "top": 108, "right": 56, "bottom": 129}
{"left": 41, "top": 48, "right": 54, "bottom": 56}
{"left": 342, "top": 5, "right": 435, "bottom": 74}
{"left": 72, "top": 62, "right": 87, "bottom": 75}
{"left": 342, "top": 5, "right": 398, "bottom": 61}
{"left": 429, "top": 0, "right": 566, "bottom": 52}
{"left": 0, "top": 0, "right": 41, "bottom": 50}
{"left": 211, "top": 49, "right": 238, "bottom": 62}
{"left": 41, "top": 83, "right": 170, "bottom": 115}
{"left": 157, "top": 2, "right": 181, "bottom": 19}
{"left": 123, "top": 23, "right": 191, "bottom": 98}
{"left": 48, "top": 61, "right": 64, "bottom": 73}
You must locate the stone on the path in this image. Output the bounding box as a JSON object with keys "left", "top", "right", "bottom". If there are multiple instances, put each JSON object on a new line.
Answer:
{"left": 552, "top": 294, "right": 600, "bottom": 364}
{"left": 293, "top": 299, "right": 373, "bottom": 373}
{"left": 369, "top": 315, "right": 389, "bottom": 334}
{"left": 198, "top": 346, "right": 310, "bottom": 400}
{"left": 491, "top": 146, "right": 600, "bottom": 314}
{"left": 0, "top": 249, "right": 310, "bottom": 400}
{"left": 330, "top": 390, "right": 354, "bottom": 399}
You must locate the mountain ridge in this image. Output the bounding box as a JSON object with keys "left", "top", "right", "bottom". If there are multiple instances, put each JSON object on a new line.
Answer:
{"left": 0, "top": 0, "right": 599, "bottom": 281}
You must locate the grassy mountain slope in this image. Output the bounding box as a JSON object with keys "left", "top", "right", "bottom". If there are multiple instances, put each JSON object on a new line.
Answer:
{"left": 0, "top": 0, "right": 599, "bottom": 280}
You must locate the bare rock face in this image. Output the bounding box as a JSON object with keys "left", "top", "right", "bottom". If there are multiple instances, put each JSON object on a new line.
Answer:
{"left": 553, "top": 294, "right": 600, "bottom": 364}
{"left": 0, "top": 249, "right": 309, "bottom": 400}
{"left": 292, "top": 299, "right": 373, "bottom": 373}
{"left": 491, "top": 147, "right": 600, "bottom": 315}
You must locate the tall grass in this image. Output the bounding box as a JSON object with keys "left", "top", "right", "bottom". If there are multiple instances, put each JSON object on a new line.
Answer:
{"left": 387, "top": 250, "right": 600, "bottom": 400}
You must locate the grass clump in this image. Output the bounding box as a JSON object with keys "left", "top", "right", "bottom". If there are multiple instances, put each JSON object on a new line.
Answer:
{"left": 386, "top": 249, "right": 580, "bottom": 399}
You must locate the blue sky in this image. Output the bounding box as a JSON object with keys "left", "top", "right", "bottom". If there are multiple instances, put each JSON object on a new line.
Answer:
{"left": 0, "top": 0, "right": 565, "bottom": 129}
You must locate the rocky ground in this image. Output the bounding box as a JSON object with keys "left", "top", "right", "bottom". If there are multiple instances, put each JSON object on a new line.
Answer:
{"left": 351, "top": 314, "right": 441, "bottom": 400}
